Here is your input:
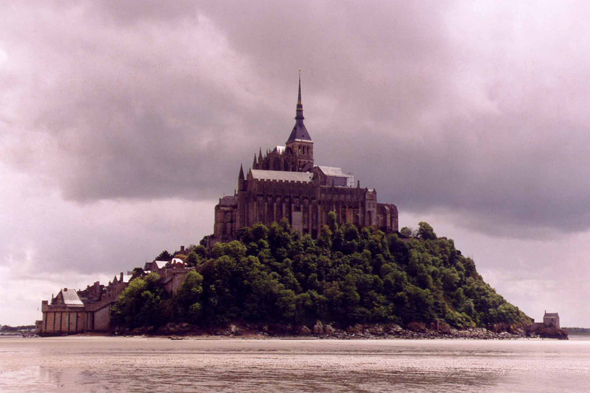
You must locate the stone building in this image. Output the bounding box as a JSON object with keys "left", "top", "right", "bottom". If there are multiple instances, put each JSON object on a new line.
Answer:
{"left": 38, "top": 252, "right": 194, "bottom": 335}
{"left": 543, "top": 311, "right": 560, "bottom": 329}
{"left": 210, "top": 75, "right": 398, "bottom": 245}
{"left": 529, "top": 311, "right": 561, "bottom": 332}
{"left": 143, "top": 259, "right": 191, "bottom": 295}
{"left": 39, "top": 273, "right": 131, "bottom": 335}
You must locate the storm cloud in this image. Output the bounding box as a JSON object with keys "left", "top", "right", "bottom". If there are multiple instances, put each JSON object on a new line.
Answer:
{"left": 2, "top": 1, "right": 590, "bottom": 325}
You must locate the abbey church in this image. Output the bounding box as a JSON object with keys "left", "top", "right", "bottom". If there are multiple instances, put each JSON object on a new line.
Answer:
{"left": 209, "top": 75, "right": 398, "bottom": 245}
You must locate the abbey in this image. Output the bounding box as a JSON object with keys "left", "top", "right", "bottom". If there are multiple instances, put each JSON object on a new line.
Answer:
{"left": 209, "top": 75, "right": 398, "bottom": 245}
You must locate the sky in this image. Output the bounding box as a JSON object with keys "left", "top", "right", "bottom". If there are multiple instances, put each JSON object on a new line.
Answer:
{"left": 1, "top": 0, "right": 590, "bottom": 326}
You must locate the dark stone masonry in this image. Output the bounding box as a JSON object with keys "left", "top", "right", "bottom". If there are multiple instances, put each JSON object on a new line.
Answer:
{"left": 208, "top": 74, "right": 398, "bottom": 246}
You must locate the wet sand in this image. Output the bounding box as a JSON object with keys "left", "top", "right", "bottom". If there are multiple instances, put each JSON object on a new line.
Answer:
{"left": 1, "top": 336, "right": 589, "bottom": 392}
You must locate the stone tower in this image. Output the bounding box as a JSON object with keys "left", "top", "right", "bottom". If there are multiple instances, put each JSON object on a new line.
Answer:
{"left": 285, "top": 70, "right": 314, "bottom": 172}
{"left": 208, "top": 71, "right": 399, "bottom": 247}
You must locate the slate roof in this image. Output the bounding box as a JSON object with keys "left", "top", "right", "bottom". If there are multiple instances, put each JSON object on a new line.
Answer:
{"left": 60, "top": 289, "right": 84, "bottom": 306}
{"left": 287, "top": 121, "right": 312, "bottom": 142}
{"left": 317, "top": 166, "right": 349, "bottom": 177}
{"left": 250, "top": 169, "right": 313, "bottom": 183}
{"left": 544, "top": 312, "right": 559, "bottom": 318}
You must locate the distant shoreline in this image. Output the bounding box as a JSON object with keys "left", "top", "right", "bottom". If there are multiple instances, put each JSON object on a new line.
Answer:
{"left": 42, "top": 326, "right": 528, "bottom": 340}
{"left": 32, "top": 333, "right": 552, "bottom": 342}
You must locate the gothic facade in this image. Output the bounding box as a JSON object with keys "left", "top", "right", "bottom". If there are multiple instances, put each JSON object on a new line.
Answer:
{"left": 210, "top": 76, "right": 398, "bottom": 245}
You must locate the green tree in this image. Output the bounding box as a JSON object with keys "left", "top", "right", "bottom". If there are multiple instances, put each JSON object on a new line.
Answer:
{"left": 185, "top": 251, "right": 199, "bottom": 267}
{"left": 252, "top": 223, "right": 269, "bottom": 241}
{"left": 155, "top": 250, "right": 172, "bottom": 261}
{"left": 176, "top": 270, "right": 204, "bottom": 324}
{"left": 400, "top": 227, "right": 413, "bottom": 237}
{"left": 194, "top": 245, "right": 208, "bottom": 259}
{"left": 327, "top": 211, "right": 338, "bottom": 233}
{"left": 118, "top": 219, "right": 528, "bottom": 330}
{"left": 442, "top": 268, "right": 461, "bottom": 292}
{"left": 417, "top": 222, "right": 437, "bottom": 240}
{"left": 112, "top": 273, "right": 169, "bottom": 329}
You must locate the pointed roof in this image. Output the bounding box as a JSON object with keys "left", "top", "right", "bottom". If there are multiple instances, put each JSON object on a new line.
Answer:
{"left": 287, "top": 69, "right": 312, "bottom": 143}
{"left": 57, "top": 288, "right": 84, "bottom": 306}
{"left": 239, "top": 164, "right": 244, "bottom": 180}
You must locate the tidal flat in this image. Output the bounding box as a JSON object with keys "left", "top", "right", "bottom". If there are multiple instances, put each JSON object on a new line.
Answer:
{"left": 1, "top": 336, "right": 589, "bottom": 392}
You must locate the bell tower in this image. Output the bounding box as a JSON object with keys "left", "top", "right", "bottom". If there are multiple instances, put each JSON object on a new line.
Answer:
{"left": 286, "top": 69, "right": 314, "bottom": 172}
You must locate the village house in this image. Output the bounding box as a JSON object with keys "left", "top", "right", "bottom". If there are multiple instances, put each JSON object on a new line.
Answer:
{"left": 37, "top": 247, "right": 193, "bottom": 335}
{"left": 38, "top": 273, "right": 131, "bottom": 335}
{"left": 543, "top": 311, "right": 560, "bottom": 329}
{"left": 529, "top": 311, "right": 561, "bottom": 331}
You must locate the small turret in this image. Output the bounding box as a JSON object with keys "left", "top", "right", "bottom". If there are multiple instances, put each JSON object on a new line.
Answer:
{"left": 239, "top": 164, "right": 245, "bottom": 180}
{"left": 238, "top": 164, "right": 246, "bottom": 191}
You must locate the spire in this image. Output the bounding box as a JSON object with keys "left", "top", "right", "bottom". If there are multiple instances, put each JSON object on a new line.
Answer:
{"left": 296, "top": 68, "right": 304, "bottom": 120}
{"left": 287, "top": 69, "right": 312, "bottom": 143}
{"left": 239, "top": 164, "right": 244, "bottom": 180}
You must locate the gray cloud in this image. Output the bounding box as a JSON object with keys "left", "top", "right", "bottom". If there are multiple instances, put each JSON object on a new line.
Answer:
{"left": 4, "top": 1, "right": 590, "bottom": 237}
{"left": 3, "top": 1, "right": 590, "bottom": 325}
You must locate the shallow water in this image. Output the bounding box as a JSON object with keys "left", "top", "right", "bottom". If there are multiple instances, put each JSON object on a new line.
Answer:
{"left": 1, "top": 336, "right": 589, "bottom": 392}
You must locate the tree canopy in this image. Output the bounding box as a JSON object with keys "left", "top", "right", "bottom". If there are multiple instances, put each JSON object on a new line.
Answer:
{"left": 113, "top": 219, "right": 529, "bottom": 330}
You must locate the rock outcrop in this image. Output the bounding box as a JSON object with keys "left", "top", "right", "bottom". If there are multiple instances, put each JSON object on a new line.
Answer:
{"left": 121, "top": 321, "right": 532, "bottom": 340}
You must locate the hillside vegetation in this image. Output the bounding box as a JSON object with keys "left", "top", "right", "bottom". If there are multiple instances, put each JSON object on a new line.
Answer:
{"left": 112, "top": 214, "right": 529, "bottom": 331}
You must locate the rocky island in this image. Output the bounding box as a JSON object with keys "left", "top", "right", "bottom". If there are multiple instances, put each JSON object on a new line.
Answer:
{"left": 38, "top": 77, "right": 536, "bottom": 339}
{"left": 106, "top": 219, "right": 532, "bottom": 338}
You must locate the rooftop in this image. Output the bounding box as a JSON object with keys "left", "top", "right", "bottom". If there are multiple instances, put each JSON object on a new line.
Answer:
{"left": 250, "top": 169, "right": 313, "bottom": 183}
{"left": 316, "top": 166, "right": 351, "bottom": 178}
{"left": 60, "top": 288, "right": 84, "bottom": 306}
{"left": 287, "top": 122, "right": 312, "bottom": 143}
{"left": 154, "top": 261, "right": 168, "bottom": 270}
{"left": 220, "top": 196, "right": 238, "bottom": 206}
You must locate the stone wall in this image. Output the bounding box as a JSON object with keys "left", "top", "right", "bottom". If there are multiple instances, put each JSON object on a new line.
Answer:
{"left": 212, "top": 173, "right": 399, "bottom": 245}
{"left": 92, "top": 303, "right": 112, "bottom": 332}
{"left": 162, "top": 268, "right": 191, "bottom": 294}
{"left": 40, "top": 302, "right": 88, "bottom": 335}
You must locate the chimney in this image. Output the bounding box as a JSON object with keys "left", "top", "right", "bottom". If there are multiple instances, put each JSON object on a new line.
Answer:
{"left": 181, "top": 245, "right": 185, "bottom": 252}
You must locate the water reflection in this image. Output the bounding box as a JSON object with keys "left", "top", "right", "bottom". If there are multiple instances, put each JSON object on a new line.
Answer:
{"left": 1, "top": 337, "right": 589, "bottom": 392}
